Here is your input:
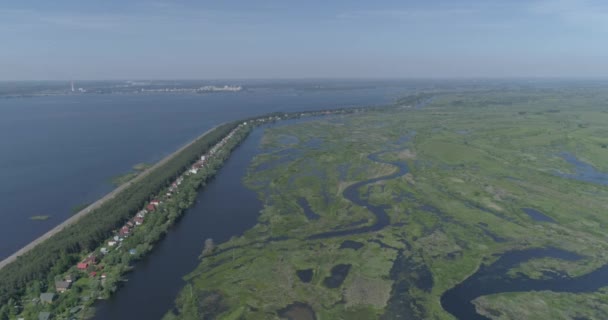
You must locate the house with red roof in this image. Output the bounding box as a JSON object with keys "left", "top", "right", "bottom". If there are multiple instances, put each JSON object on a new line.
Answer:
{"left": 119, "top": 226, "right": 130, "bottom": 236}
{"left": 77, "top": 255, "right": 97, "bottom": 270}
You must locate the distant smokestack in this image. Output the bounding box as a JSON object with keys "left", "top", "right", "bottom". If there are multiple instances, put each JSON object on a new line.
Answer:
{"left": 71, "top": 81, "right": 75, "bottom": 92}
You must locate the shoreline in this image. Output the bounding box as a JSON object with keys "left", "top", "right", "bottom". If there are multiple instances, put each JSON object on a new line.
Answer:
{"left": 0, "top": 124, "right": 224, "bottom": 271}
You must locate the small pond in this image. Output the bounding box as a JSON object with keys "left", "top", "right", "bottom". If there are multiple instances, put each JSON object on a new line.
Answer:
{"left": 558, "top": 152, "right": 608, "bottom": 186}
{"left": 323, "top": 264, "right": 352, "bottom": 288}
{"left": 296, "top": 269, "right": 313, "bottom": 283}
{"left": 522, "top": 207, "right": 555, "bottom": 223}
{"left": 278, "top": 302, "right": 317, "bottom": 320}
{"left": 339, "top": 240, "right": 364, "bottom": 250}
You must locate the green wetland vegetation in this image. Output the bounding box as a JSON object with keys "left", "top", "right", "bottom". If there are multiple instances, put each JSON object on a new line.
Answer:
{"left": 166, "top": 88, "right": 608, "bottom": 319}
{"left": 29, "top": 215, "right": 50, "bottom": 221}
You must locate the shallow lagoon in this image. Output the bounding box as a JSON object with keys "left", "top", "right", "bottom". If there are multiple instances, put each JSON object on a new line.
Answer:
{"left": 558, "top": 152, "right": 608, "bottom": 186}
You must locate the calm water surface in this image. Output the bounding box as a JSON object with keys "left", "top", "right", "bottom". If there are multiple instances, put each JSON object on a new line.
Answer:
{"left": 0, "top": 85, "right": 407, "bottom": 259}
{"left": 558, "top": 152, "right": 608, "bottom": 186}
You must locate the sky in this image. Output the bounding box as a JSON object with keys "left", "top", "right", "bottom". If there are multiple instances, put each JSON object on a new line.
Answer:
{"left": 1, "top": 0, "right": 607, "bottom": 80}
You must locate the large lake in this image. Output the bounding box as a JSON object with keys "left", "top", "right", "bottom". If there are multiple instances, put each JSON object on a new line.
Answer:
{"left": 0, "top": 83, "right": 409, "bottom": 259}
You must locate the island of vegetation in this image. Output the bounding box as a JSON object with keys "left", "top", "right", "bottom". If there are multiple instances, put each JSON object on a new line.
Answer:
{"left": 0, "top": 103, "right": 397, "bottom": 319}
{"left": 162, "top": 88, "right": 608, "bottom": 320}
{"left": 29, "top": 216, "right": 51, "bottom": 221}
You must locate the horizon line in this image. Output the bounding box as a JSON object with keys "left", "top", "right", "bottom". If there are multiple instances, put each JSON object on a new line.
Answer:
{"left": 3, "top": 76, "right": 608, "bottom": 82}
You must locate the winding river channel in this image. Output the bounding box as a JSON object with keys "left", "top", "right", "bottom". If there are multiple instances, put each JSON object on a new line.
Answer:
{"left": 309, "top": 147, "right": 410, "bottom": 239}
{"left": 308, "top": 132, "right": 608, "bottom": 319}
{"left": 440, "top": 247, "right": 608, "bottom": 319}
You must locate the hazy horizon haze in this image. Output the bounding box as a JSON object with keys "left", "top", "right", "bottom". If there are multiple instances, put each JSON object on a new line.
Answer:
{"left": 2, "top": 0, "right": 608, "bottom": 80}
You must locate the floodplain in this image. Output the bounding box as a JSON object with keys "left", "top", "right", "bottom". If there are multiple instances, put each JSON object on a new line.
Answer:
{"left": 166, "top": 88, "right": 608, "bottom": 319}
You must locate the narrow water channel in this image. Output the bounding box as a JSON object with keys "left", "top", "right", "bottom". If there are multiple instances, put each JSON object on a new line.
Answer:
{"left": 309, "top": 142, "right": 411, "bottom": 239}
{"left": 93, "top": 126, "right": 267, "bottom": 320}
{"left": 440, "top": 247, "right": 608, "bottom": 319}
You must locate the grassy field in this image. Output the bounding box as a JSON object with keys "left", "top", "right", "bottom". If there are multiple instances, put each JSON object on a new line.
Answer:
{"left": 166, "top": 88, "right": 608, "bottom": 320}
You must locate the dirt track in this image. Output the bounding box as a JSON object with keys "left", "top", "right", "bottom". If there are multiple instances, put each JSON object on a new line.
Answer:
{"left": 0, "top": 125, "right": 223, "bottom": 271}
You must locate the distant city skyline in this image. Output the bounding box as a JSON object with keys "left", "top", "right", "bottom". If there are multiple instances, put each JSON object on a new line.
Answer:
{"left": 1, "top": 0, "right": 608, "bottom": 80}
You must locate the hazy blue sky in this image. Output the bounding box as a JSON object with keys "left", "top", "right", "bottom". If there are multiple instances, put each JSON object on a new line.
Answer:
{"left": 1, "top": 0, "right": 607, "bottom": 80}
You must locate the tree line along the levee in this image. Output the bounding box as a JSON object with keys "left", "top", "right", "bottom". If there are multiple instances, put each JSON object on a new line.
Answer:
{"left": 0, "top": 94, "right": 428, "bottom": 309}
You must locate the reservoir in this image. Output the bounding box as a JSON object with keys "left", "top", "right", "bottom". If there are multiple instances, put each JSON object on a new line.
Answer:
{"left": 0, "top": 82, "right": 409, "bottom": 259}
